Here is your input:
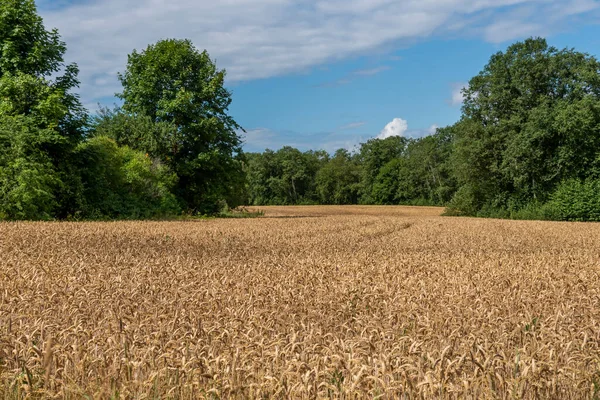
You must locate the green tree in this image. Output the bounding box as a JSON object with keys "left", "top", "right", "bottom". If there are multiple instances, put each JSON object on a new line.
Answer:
{"left": 0, "top": 0, "right": 84, "bottom": 141}
{"left": 116, "top": 39, "right": 243, "bottom": 213}
{"left": 0, "top": 0, "right": 65, "bottom": 77}
{"left": 371, "top": 158, "right": 407, "bottom": 204}
{"left": 0, "top": 112, "right": 61, "bottom": 219}
{"left": 0, "top": 0, "right": 86, "bottom": 219}
{"left": 357, "top": 136, "right": 409, "bottom": 203}
{"left": 316, "top": 149, "right": 360, "bottom": 204}
{"left": 404, "top": 127, "right": 456, "bottom": 204}
{"left": 371, "top": 128, "right": 456, "bottom": 206}
{"left": 0, "top": 71, "right": 80, "bottom": 219}
{"left": 92, "top": 106, "right": 177, "bottom": 158}
{"left": 450, "top": 37, "right": 600, "bottom": 216}
{"left": 245, "top": 147, "right": 328, "bottom": 205}
{"left": 277, "top": 148, "right": 328, "bottom": 204}
{"left": 245, "top": 150, "right": 277, "bottom": 205}
{"left": 74, "top": 136, "right": 180, "bottom": 219}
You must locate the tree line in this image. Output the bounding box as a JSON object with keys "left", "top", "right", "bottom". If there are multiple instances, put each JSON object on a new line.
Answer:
{"left": 245, "top": 131, "right": 455, "bottom": 207}
{"left": 2, "top": 0, "right": 600, "bottom": 221}
{"left": 246, "top": 38, "right": 600, "bottom": 221}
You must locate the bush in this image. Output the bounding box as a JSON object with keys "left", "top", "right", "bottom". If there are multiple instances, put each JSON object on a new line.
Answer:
{"left": 0, "top": 157, "right": 60, "bottom": 220}
{"left": 0, "top": 115, "right": 63, "bottom": 220}
{"left": 75, "top": 136, "right": 181, "bottom": 219}
{"left": 543, "top": 178, "right": 600, "bottom": 221}
{"left": 508, "top": 201, "right": 546, "bottom": 221}
{"left": 445, "top": 185, "right": 481, "bottom": 216}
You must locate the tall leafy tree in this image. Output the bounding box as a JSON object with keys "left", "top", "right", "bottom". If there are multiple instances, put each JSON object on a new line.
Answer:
{"left": 245, "top": 150, "right": 278, "bottom": 205}
{"left": 0, "top": 0, "right": 85, "bottom": 219}
{"left": 117, "top": 39, "right": 244, "bottom": 213}
{"left": 371, "top": 128, "right": 456, "bottom": 206}
{"left": 0, "top": 0, "right": 64, "bottom": 77}
{"left": 451, "top": 37, "right": 600, "bottom": 215}
{"left": 316, "top": 149, "right": 360, "bottom": 205}
{"left": 0, "top": 0, "right": 84, "bottom": 138}
{"left": 403, "top": 127, "right": 456, "bottom": 204}
{"left": 245, "top": 147, "right": 327, "bottom": 205}
{"left": 357, "top": 136, "right": 408, "bottom": 203}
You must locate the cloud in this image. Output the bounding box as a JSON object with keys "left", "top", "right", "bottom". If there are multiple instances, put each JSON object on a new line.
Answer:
{"left": 402, "top": 124, "right": 441, "bottom": 139}
{"left": 243, "top": 119, "right": 440, "bottom": 152}
{"left": 37, "top": 0, "right": 600, "bottom": 107}
{"left": 339, "top": 121, "right": 366, "bottom": 130}
{"left": 450, "top": 83, "right": 468, "bottom": 106}
{"left": 378, "top": 118, "right": 408, "bottom": 139}
{"left": 241, "top": 128, "right": 278, "bottom": 151}
{"left": 377, "top": 120, "right": 440, "bottom": 140}
{"left": 484, "top": 20, "right": 545, "bottom": 44}
{"left": 316, "top": 65, "right": 391, "bottom": 87}
{"left": 321, "top": 136, "right": 366, "bottom": 153}
{"left": 481, "top": 0, "right": 600, "bottom": 43}
{"left": 352, "top": 66, "right": 391, "bottom": 76}
{"left": 242, "top": 127, "right": 366, "bottom": 153}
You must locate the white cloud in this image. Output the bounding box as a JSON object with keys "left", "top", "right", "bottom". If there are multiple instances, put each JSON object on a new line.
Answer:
{"left": 321, "top": 136, "right": 365, "bottom": 153}
{"left": 481, "top": 0, "right": 600, "bottom": 43}
{"left": 36, "top": 0, "right": 600, "bottom": 108}
{"left": 450, "top": 83, "right": 468, "bottom": 106}
{"left": 378, "top": 118, "right": 408, "bottom": 139}
{"left": 242, "top": 119, "right": 441, "bottom": 151}
{"left": 241, "top": 127, "right": 366, "bottom": 153}
{"left": 241, "top": 128, "right": 278, "bottom": 151}
{"left": 484, "top": 20, "right": 545, "bottom": 44}
{"left": 317, "top": 65, "right": 390, "bottom": 87}
{"left": 352, "top": 66, "right": 391, "bottom": 76}
{"left": 377, "top": 120, "right": 442, "bottom": 140}
{"left": 339, "top": 121, "right": 366, "bottom": 130}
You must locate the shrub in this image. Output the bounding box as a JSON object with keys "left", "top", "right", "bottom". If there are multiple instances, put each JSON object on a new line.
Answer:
{"left": 543, "top": 178, "right": 600, "bottom": 221}
{"left": 445, "top": 185, "right": 481, "bottom": 216}
{"left": 75, "top": 136, "right": 180, "bottom": 219}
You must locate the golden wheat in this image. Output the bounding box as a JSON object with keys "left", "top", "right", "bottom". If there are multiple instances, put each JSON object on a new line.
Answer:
{"left": 1, "top": 206, "right": 599, "bottom": 399}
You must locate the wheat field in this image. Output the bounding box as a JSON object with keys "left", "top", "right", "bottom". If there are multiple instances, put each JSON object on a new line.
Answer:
{"left": 1, "top": 206, "right": 599, "bottom": 399}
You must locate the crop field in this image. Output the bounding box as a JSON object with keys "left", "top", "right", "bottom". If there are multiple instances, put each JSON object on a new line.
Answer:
{"left": 1, "top": 206, "right": 600, "bottom": 399}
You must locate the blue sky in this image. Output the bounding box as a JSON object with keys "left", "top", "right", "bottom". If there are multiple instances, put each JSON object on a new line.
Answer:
{"left": 37, "top": 0, "right": 600, "bottom": 152}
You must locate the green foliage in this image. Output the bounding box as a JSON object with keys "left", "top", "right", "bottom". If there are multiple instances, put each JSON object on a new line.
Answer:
{"left": 0, "top": 0, "right": 66, "bottom": 78}
{"left": 316, "top": 149, "right": 360, "bottom": 205}
{"left": 372, "top": 128, "right": 457, "bottom": 206}
{"left": 92, "top": 106, "right": 177, "bottom": 157}
{"left": 0, "top": 73, "right": 71, "bottom": 220}
{"left": 448, "top": 37, "right": 600, "bottom": 218}
{"left": 543, "top": 178, "right": 600, "bottom": 221}
{"left": 246, "top": 147, "right": 328, "bottom": 205}
{"left": 357, "top": 136, "right": 408, "bottom": 203}
{"left": 445, "top": 184, "right": 480, "bottom": 216}
{"left": 75, "top": 136, "right": 180, "bottom": 219}
{"left": 247, "top": 131, "right": 457, "bottom": 207}
{"left": 117, "top": 39, "right": 244, "bottom": 214}
{"left": 0, "top": 0, "right": 85, "bottom": 140}
{"left": 0, "top": 0, "right": 87, "bottom": 220}
{"left": 0, "top": 146, "right": 59, "bottom": 220}
{"left": 372, "top": 158, "right": 406, "bottom": 204}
